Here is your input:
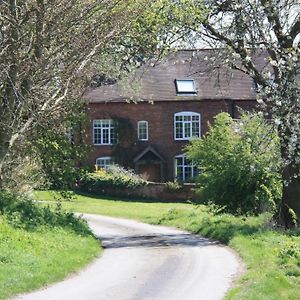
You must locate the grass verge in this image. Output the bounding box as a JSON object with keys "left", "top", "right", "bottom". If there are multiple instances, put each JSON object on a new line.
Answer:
{"left": 35, "top": 190, "right": 300, "bottom": 300}
{"left": 0, "top": 192, "right": 100, "bottom": 299}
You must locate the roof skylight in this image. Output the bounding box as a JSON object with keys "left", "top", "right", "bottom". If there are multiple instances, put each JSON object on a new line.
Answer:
{"left": 175, "top": 79, "right": 196, "bottom": 95}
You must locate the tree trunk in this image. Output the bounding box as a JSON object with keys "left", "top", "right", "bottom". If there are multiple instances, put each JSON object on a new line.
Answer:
{"left": 279, "top": 164, "right": 300, "bottom": 228}
{"left": 0, "top": 144, "right": 8, "bottom": 189}
{"left": 0, "top": 127, "right": 13, "bottom": 189}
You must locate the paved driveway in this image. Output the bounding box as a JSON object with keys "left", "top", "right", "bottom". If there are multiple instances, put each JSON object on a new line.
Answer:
{"left": 15, "top": 214, "right": 243, "bottom": 300}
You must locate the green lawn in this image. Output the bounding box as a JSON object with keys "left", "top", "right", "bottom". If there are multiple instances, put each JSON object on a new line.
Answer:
{"left": 34, "top": 190, "right": 193, "bottom": 223}
{"left": 35, "top": 190, "right": 300, "bottom": 300}
{"left": 0, "top": 217, "right": 100, "bottom": 300}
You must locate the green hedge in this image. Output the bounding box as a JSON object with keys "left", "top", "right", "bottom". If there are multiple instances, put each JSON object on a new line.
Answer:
{"left": 78, "top": 165, "right": 147, "bottom": 193}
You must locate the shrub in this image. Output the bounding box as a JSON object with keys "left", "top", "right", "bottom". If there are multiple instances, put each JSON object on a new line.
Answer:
{"left": 186, "top": 112, "right": 282, "bottom": 215}
{"left": 165, "top": 181, "right": 182, "bottom": 192}
{"left": 278, "top": 241, "right": 300, "bottom": 277}
{"left": 0, "top": 190, "right": 92, "bottom": 236}
{"left": 78, "top": 164, "right": 147, "bottom": 193}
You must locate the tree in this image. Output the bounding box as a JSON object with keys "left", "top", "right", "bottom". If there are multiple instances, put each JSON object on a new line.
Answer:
{"left": 187, "top": 112, "right": 282, "bottom": 215}
{"left": 32, "top": 104, "right": 88, "bottom": 190}
{"left": 0, "top": 0, "right": 200, "bottom": 188}
{"left": 184, "top": 0, "right": 300, "bottom": 226}
{"left": 0, "top": 0, "right": 129, "bottom": 185}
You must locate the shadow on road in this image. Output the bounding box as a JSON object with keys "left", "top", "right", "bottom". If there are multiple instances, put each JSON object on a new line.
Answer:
{"left": 100, "top": 233, "right": 218, "bottom": 249}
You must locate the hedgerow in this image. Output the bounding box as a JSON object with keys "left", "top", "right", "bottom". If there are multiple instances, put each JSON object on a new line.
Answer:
{"left": 78, "top": 165, "right": 147, "bottom": 194}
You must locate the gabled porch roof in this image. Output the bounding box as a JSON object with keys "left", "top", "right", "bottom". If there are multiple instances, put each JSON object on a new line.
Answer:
{"left": 133, "top": 146, "right": 166, "bottom": 164}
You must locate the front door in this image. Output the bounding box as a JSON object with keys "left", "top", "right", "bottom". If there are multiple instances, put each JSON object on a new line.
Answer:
{"left": 139, "top": 164, "right": 161, "bottom": 182}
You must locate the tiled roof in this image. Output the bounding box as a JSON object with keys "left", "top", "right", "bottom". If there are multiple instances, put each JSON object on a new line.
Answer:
{"left": 86, "top": 49, "right": 266, "bottom": 103}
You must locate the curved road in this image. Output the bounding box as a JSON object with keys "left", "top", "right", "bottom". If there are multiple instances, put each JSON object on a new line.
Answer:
{"left": 15, "top": 214, "right": 242, "bottom": 300}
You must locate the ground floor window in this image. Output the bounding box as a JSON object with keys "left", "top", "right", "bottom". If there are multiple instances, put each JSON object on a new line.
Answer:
{"left": 95, "top": 156, "right": 114, "bottom": 170}
{"left": 174, "top": 155, "right": 198, "bottom": 182}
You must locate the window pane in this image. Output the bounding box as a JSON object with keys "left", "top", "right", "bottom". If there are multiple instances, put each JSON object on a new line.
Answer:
{"left": 111, "top": 128, "right": 117, "bottom": 144}
{"left": 93, "top": 119, "right": 117, "bottom": 145}
{"left": 102, "top": 120, "right": 110, "bottom": 126}
{"left": 174, "top": 113, "right": 200, "bottom": 140}
{"left": 138, "top": 121, "right": 148, "bottom": 140}
{"left": 177, "top": 167, "right": 184, "bottom": 181}
{"left": 94, "top": 128, "right": 101, "bottom": 144}
{"left": 176, "top": 123, "right": 183, "bottom": 138}
{"left": 176, "top": 157, "right": 183, "bottom": 165}
{"left": 184, "top": 123, "right": 191, "bottom": 138}
{"left": 192, "top": 122, "right": 199, "bottom": 137}
{"left": 96, "top": 157, "right": 113, "bottom": 169}
{"left": 175, "top": 155, "right": 198, "bottom": 182}
{"left": 102, "top": 128, "right": 109, "bottom": 144}
{"left": 176, "top": 80, "right": 195, "bottom": 93}
{"left": 185, "top": 166, "right": 192, "bottom": 180}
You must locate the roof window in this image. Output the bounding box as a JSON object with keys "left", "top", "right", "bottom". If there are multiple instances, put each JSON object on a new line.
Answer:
{"left": 175, "top": 79, "right": 196, "bottom": 95}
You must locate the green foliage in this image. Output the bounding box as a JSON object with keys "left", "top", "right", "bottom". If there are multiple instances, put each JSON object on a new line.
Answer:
{"left": 165, "top": 181, "right": 182, "bottom": 192}
{"left": 96, "top": 0, "right": 206, "bottom": 76}
{"left": 33, "top": 108, "right": 88, "bottom": 190}
{"left": 34, "top": 132, "right": 84, "bottom": 189}
{"left": 0, "top": 190, "right": 92, "bottom": 236}
{"left": 279, "top": 241, "right": 300, "bottom": 277}
{"left": 187, "top": 112, "right": 282, "bottom": 215}
{"left": 79, "top": 165, "right": 147, "bottom": 194}
{"left": 288, "top": 208, "right": 298, "bottom": 228}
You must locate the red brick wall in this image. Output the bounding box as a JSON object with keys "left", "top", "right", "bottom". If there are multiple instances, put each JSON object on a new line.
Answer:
{"left": 83, "top": 99, "right": 257, "bottom": 181}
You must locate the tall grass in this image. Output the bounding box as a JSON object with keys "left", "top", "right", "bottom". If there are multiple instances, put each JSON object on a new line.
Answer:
{"left": 0, "top": 191, "right": 100, "bottom": 299}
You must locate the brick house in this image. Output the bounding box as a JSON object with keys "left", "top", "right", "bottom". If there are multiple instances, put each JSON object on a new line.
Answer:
{"left": 83, "top": 50, "right": 258, "bottom": 182}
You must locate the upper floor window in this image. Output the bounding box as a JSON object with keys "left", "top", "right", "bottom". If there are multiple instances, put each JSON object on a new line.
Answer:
{"left": 138, "top": 121, "right": 148, "bottom": 141}
{"left": 174, "top": 154, "right": 199, "bottom": 182}
{"left": 93, "top": 119, "right": 117, "bottom": 145}
{"left": 174, "top": 112, "right": 200, "bottom": 140}
{"left": 96, "top": 156, "right": 114, "bottom": 170}
{"left": 175, "top": 79, "right": 196, "bottom": 95}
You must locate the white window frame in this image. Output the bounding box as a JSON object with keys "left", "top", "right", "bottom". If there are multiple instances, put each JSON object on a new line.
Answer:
{"left": 95, "top": 156, "right": 114, "bottom": 170}
{"left": 93, "top": 119, "right": 117, "bottom": 145}
{"left": 137, "top": 120, "right": 148, "bottom": 141}
{"left": 174, "top": 154, "right": 198, "bottom": 182}
{"left": 175, "top": 79, "right": 196, "bottom": 95}
{"left": 174, "top": 111, "right": 201, "bottom": 141}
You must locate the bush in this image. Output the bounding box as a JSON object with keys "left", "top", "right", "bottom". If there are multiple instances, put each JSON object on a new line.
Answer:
{"left": 0, "top": 190, "right": 92, "bottom": 236}
{"left": 186, "top": 112, "right": 282, "bottom": 215}
{"left": 78, "top": 164, "right": 147, "bottom": 194}
{"left": 165, "top": 181, "right": 182, "bottom": 192}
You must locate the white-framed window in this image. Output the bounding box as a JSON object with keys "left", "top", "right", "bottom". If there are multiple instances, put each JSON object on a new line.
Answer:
{"left": 174, "top": 154, "right": 198, "bottom": 182}
{"left": 137, "top": 121, "right": 148, "bottom": 141}
{"left": 174, "top": 112, "right": 200, "bottom": 140}
{"left": 93, "top": 119, "right": 117, "bottom": 145}
{"left": 175, "top": 79, "right": 196, "bottom": 95}
{"left": 95, "top": 156, "right": 114, "bottom": 170}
